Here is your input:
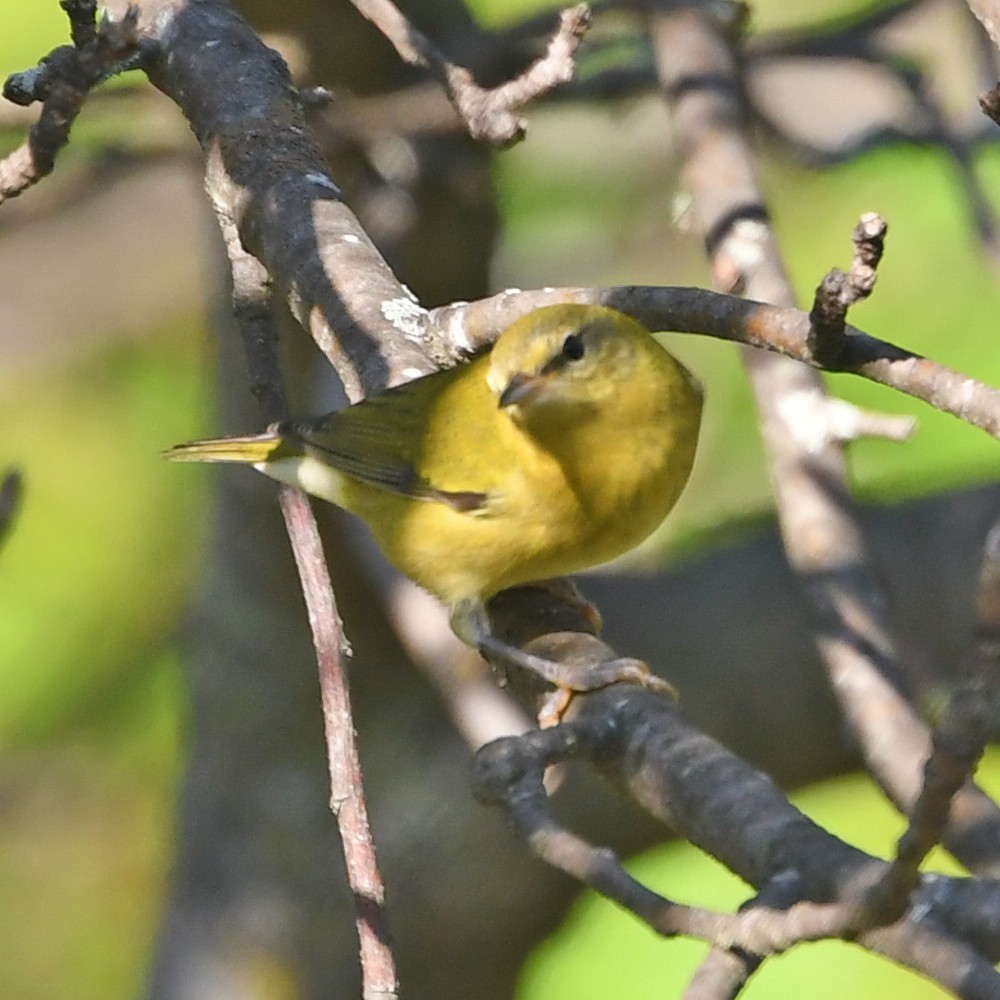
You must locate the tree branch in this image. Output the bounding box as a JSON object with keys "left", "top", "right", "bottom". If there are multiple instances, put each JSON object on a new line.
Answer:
{"left": 472, "top": 684, "right": 1000, "bottom": 993}
{"left": 215, "top": 196, "right": 398, "bottom": 998}
{"left": 0, "top": 1, "right": 145, "bottom": 203}
{"left": 348, "top": 0, "right": 591, "bottom": 146}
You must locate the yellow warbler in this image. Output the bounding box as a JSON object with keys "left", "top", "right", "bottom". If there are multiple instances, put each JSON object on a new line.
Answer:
{"left": 166, "top": 304, "right": 702, "bottom": 692}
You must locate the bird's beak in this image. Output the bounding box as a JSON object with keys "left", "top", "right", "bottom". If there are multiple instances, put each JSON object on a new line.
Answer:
{"left": 499, "top": 372, "right": 545, "bottom": 408}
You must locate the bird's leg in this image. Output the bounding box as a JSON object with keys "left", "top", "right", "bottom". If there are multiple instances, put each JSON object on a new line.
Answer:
{"left": 529, "top": 577, "right": 604, "bottom": 633}
{"left": 449, "top": 596, "right": 675, "bottom": 726}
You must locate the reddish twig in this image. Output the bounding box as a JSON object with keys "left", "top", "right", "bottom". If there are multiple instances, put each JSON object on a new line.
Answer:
{"left": 218, "top": 215, "right": 398, "bottom": 997}
{"left": 348, "top": 0, "right": 591, "bottom": 145}
{"left": 278, "top": 487, "right": 399, "bottom": 999}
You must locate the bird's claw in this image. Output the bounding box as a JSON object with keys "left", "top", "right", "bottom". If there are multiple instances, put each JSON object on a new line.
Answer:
{"left": 536, "top": 656, "right": 677, "bottom": 727}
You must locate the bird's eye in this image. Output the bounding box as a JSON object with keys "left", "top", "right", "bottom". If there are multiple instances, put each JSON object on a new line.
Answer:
{"left": 561, "top": 333, "right": 585, "bottom": 360}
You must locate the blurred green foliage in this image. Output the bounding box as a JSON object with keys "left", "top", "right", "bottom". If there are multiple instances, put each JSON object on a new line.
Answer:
{"left": 0, "top": 325, "right": 206, "bottom": 999}
{"left": 0, "top": 651, "right": 183, "bottom": 1000}
{"left": 2, "top": 2, "right": 999, "bottom": 999}
{"left": 0, "top": 331, "right": 206, "bottom": 745}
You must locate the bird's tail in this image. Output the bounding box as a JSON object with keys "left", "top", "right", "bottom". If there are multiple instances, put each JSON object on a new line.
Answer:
{"left": 163, "top": 432, "right": 284, "bottom": 464}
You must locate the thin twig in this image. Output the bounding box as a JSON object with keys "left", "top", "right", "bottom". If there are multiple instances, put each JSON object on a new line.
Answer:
{"left": 278, "top": 487, "right": 399, "bottom": 1000}
{"left": 348, "top": 0, "right": 591, "bottom": 145}
{"left": 864, "top": 517, "right": 1000, "bottom": 923}
{"left": 218, "top": 214, "right": 398, "bottom": 998}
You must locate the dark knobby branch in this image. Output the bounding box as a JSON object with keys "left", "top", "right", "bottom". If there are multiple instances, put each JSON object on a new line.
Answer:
{"left": 348, "top": 0, "right": 591, "bottom": 146}
{"left": 471, "top": 684, "right": 1000, "bottom": 996}
{"left": 0, "top": 0, "right": 146, "bottom": 204}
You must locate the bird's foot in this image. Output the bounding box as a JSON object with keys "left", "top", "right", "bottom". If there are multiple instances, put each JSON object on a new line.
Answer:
{"left": 452, "top": 598, "right": 675, "bottom": 727}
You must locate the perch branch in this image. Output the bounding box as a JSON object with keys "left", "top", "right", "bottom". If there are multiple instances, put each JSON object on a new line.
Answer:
{"left": 472, "top": 684, "right": 1000, "bottom": 996}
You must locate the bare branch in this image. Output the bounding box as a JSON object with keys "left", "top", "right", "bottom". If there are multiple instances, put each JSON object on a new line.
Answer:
{"left": 809, "top": 212, "right": 887, "bottom": 366}
{"left": 348, "top": 0, "right": 591, "bottom": 146}
{"left": 218, "top": 214, "right": 398, "bottom": 997}
{"left": 426, "top": 283, "right": 1000, "bottom": 444}
{"left": 278, "top": 487, "right": 399, "bottom": 1000}
{"left": 472, "top": 685, "right": 1000, "bottom": 992}
{"left": 0, "top": 2, "right": 144, "bottom": 204}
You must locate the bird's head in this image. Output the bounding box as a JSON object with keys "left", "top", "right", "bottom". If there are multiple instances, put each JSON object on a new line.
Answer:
{"left": 486, "top": 304, "right": 645, "bottom": 422}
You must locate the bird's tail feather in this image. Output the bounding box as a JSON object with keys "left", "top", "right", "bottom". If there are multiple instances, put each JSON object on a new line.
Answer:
{"left": 163, "top": 433, "right": 283, "bottom": 464}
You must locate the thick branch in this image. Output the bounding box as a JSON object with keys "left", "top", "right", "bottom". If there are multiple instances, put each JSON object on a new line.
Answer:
{"left": 473, "top": 685, "right": 1000, "bottom": 994}
{"left": 117, "top": 0, "right": 444, "bottom": 398}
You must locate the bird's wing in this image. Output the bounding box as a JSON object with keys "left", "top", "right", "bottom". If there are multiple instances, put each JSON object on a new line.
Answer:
{"left": 287, "top": 367, "right": 492, "bottom": 513}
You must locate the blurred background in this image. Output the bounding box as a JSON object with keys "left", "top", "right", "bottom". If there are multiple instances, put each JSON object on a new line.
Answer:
{"left": 3, "top": 0, "right": 1000, "bottom": 997}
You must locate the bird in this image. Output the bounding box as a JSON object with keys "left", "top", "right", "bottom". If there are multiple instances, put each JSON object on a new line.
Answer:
{"left": 165, "top": 303, "right": 703, "bottom": 705}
